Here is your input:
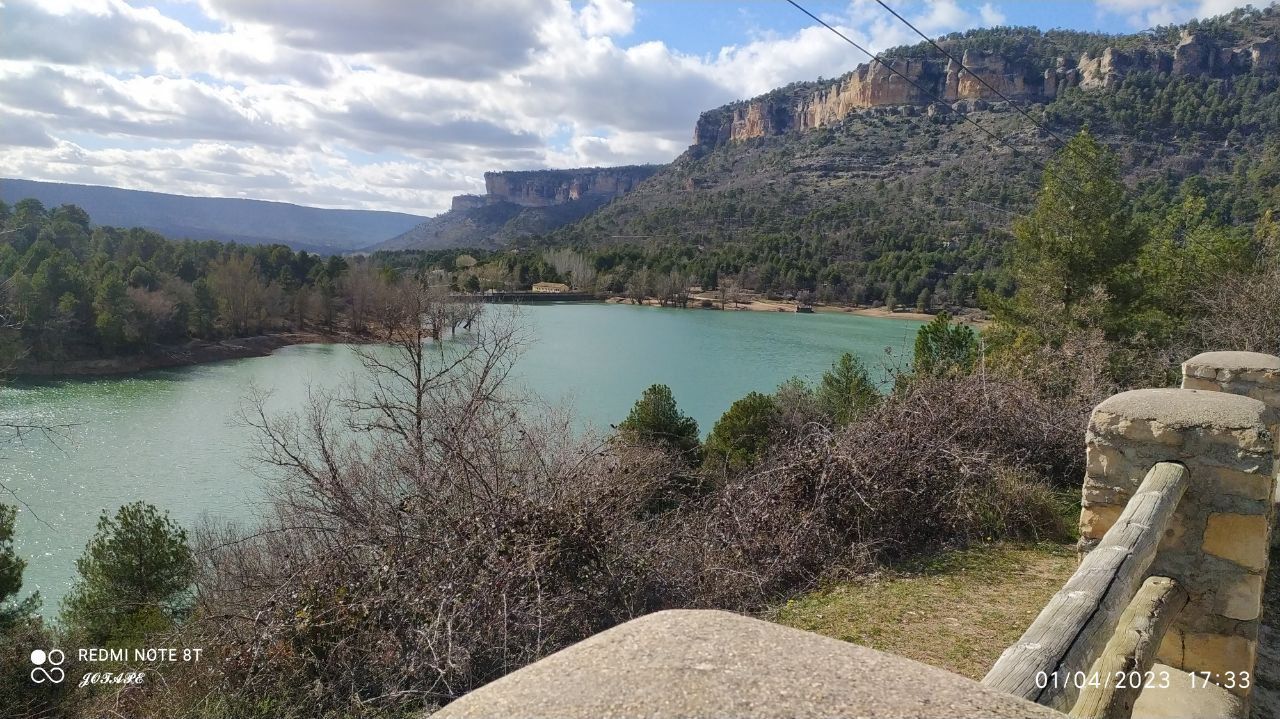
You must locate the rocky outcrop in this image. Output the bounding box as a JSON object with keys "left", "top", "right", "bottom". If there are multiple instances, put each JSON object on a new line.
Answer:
{"left": 693, "top": 28, "right": 1279, "bottom": 149}
{"left": 692, "top": 50, "right": 1040, "bottom": 148}
{"left": 378, "top": 166, "right": 660, "bottom": 251}
{"left": 484, "top": 167, "right": 659, "bottom": 208}
{"left": 1175, "top": 30, "right": 1217, "bottom": 75}
{"left": 1250, "top": 37, "right": 1279, "bottom": 71}
{"left": 801, "top": 58, "right": 935, "bottom": 129}
{"left": 451, "top": 194, "right": 486, "bottom": 212}
{"left": 945, "top": 50, "right": 1032, "bottom": 100}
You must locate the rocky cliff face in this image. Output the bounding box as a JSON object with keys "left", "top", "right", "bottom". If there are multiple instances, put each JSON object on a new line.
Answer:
{"left": 450, "top": 194, "right": 487, "bottom": 212}
{"left": 693, "top": 30, "right": 1279, "bottom": 149}
{"left": 379, "top": 166, "right": 660, "bottom": 251}
{"left": 481, "top": 166, "right": 659, "bottom": 208}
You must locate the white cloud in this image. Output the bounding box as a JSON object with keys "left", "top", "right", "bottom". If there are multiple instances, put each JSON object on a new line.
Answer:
{"left": 19, "top": 0, "right": 1235, "bottom": 217}
{"left": 198, "top": 0, "right": 556, "bottom": 80}
{"left": 1093, "top": 0, "right": 1254, "bottom": 28}
{"left": 578, "top": 0, "right": 636, "bottom": 37}
{"left": 979, "top": 3, "right": 1007, "bottom": 26}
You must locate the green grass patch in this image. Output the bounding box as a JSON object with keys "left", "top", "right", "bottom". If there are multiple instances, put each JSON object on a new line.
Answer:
{"left": 771, "top": 542, "right": 1077, "bottom": 680}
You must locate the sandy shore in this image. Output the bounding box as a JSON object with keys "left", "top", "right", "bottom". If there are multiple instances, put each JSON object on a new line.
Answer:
{"left": 607, "top": 296, "right": 983, "bottom": 324}
{"left": 12, "top": 330, "right": 373, "bottom": 377}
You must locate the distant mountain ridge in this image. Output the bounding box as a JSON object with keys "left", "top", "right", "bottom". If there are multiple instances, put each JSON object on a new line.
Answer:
{"left": 375, "top": 166, "right": 660, "bottom": 251}
{"left": 0, "top": 179, "right": 427, "bottom": 254}
{"left": 693, "top": 20, "right": 1279, "bottom": 150}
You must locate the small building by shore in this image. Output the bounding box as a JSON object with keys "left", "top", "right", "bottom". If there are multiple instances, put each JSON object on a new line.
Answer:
{"left": 532, "top": 281, "right": 571, "bottom": 293}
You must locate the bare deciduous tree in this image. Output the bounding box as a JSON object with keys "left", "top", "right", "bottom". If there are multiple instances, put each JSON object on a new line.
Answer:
{"left": 1191, "top": 267, "right": 1280, "bottom": 355}
{"left": 342, "top": 261, "right": 381, "bottom": 334}
{"left": 176, "top": 285, "right": 652, "bottom": 715}
{"left": 544, "top": 249, "right": 596, "bottom": 291}
{"left": 207, "top": 255, "right": 272, "bottom": 336}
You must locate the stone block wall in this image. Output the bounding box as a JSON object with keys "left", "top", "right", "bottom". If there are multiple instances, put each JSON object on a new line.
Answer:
{"left": 1183, "top": 351, "right": 1280, "bottom": 409}
{"left": 1183, "top": 351, "right": 1280, "bottom": 515}
{"left": 1181, "top": 351, "right": 1280, "bottom": 718}
{"left": 1080, "top": 386, "right": 1275, "bottom": 698}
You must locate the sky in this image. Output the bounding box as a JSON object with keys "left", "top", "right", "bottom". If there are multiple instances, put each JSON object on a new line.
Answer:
{"left": 0, "top": 0, "right": 1261, "bottom": 217}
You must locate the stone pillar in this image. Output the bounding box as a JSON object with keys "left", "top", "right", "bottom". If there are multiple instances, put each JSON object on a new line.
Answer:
{"left": 1183, "top": 351, "right": 1280, "bottom": 507}
{"left": 1182, "top": 351, "right": 1280, "bottom": 718}
{"left": 1081, "top": 388, "right": 1274, "bottom": 699}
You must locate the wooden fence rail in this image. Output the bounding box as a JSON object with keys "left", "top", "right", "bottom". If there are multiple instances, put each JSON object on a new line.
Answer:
{"left": 1068, "top": 575, "right": 1188, "bottom": 719}
{"left": 981, "top": 461, "right": 1189, "bottom": 712}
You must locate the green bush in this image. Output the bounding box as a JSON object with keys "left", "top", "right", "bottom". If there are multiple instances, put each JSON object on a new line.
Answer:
{"left": 61, "top": 501, "right": 194, "bottom": 646}
{"left": 816, "top": 353, "right": 880, "bottom": 425}
{"left": 617, "top": 384, "right": 701, "bottom": 461}
{"left": 704, "top": 392, "right": 779, "bottom": 471}
{"left": 913, "top": 313, "right": 978, "bottom": 378}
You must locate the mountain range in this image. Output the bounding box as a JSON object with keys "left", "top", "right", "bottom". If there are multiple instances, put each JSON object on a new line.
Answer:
{"left": 6, "top": 5, "right": 1280, "bottom": 284}
{"left": 0, "top": 178, "right": 427, "bottom": 254}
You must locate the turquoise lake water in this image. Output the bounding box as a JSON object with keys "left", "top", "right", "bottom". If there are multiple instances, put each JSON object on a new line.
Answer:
{"left": 0, "top": 303, "right": 922, "bottom": 615}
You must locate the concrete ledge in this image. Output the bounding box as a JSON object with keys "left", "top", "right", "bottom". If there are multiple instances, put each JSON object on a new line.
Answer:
{"left": 432, "top": 610, "right": 1066, "bottom": 718}
{"left": 1093, "top": 388, "right": 1272, "bottom": 433}
{"left": 1184, "top": 352, "right": 1280, "bottom": 383}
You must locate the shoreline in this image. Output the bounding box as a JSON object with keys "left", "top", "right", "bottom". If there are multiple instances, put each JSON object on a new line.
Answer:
{"left": 605, "top": 296, "right": 984, "bottom": 325}
{"left": 8, "top": 301, "right": 985, "bottom": 379}
{"left": 11, "top": 330, "right": 375, "bottom": 378}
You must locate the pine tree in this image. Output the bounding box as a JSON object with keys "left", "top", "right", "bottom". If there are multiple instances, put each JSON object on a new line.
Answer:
{"left": 61, "top": 502, "right": 194, "bottom": 645}
{"left": 617, "top": 384, "right": 701, "bottom": 461}
{"left": 992, "top": 129, "right": 1146, "bottom": 347}
{"left": 92, "top": 275, "right": 130, "bottom": 352}
{"left": 913, "top": 313, "right": 978, "bottom": 377}
{"left": 0, "top": 505, "right": 38, "bottom": 628}
{"left": 816, "top": 353, "right": 880, "bottom": 425}
{"left": 704, "top": 392, "right": 778, "bottom": 471}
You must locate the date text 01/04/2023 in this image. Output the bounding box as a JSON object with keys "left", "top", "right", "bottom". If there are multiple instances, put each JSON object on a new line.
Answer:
{"left": 1035, "top": 670, "right": 1250, "bottom": 691}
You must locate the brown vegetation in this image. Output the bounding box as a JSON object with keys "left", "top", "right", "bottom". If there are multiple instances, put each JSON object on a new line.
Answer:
{"left": 93, "top": 287, "right": 1080, "bottom": 719}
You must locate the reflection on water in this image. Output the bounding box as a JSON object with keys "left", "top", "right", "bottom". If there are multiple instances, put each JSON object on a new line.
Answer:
{"left": 0, "top": 303, "right": 921, "bottom": 615}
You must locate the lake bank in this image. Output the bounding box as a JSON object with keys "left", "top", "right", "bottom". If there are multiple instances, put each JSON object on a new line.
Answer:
{"left": 10, "top": 330, "right": 376, "bottom": 377}
{"left": 5, "top": 304, "right": 924, "bottom": 614}
{"left": 605, "top": 295, "right": 986, "bottom": 324}
{"left": 8, "top": 299, "right": 961, "bottom": 379}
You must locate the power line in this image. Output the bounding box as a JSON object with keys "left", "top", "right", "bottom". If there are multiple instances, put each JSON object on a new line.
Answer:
{"left": 871, "top": 0, "right": 1073, "bottom": 151}
{"left": 784, "top": 0, "right": 1099, "bottom": 207}
{"left": 783, "top": 0, "right": 1049, "bottom": 175}
{"left": 870, "top": 0, "right": 1143, "bottom": 200}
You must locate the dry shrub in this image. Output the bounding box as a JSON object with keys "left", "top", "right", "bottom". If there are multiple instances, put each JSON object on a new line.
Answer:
{"left": 1191, "top": 266, "right": 1280, "bottom": 355}
{"left": 113, "top": 302, "right": 679, "bottom": 718}
{"left": 113, "top": 300, "right": 1079, "bottom": 719}
{"left": 656, "top": 371, "right": 1077, "bottom": 610}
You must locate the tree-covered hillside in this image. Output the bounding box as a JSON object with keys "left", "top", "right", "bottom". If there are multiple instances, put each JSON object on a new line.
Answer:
{"left": 0, "top": 199, "right": 364, "bottom": 365}
{"left": 492, "top": 6, "right": 1280, "bottom": 309}
{"left": 0, "top": 179, "right": 426, "bottom": 254}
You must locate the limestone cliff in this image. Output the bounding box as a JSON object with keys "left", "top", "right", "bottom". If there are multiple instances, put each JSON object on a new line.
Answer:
{"left": 693, "top": 29, "right": 1279, "bottom": 149}
{"left": 450, "top": 194, "right": 486, "bottom": 212}
{"left": 483, "top": 167, "right": 659, "bottom": 208}
{"left": 376, "top": 165, "right": 660, "bottom": 251}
